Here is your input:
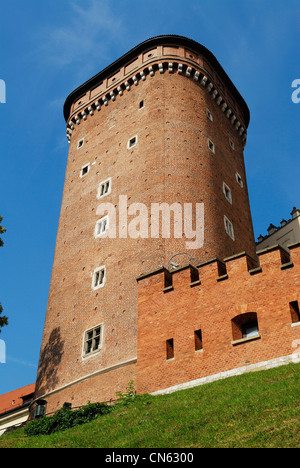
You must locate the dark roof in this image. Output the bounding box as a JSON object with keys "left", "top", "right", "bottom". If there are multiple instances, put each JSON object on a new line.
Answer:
{"left": 63, "top": 35, "right": 250, "bottom": 127}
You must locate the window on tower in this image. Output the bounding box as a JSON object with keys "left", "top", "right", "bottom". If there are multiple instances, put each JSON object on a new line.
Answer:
{"left": 95, "top": 216, "right": 109, "bottom": 238}
{"left": 80, "top": 163, "right": 90, "bottom": 178}
{"left": 92, "top": 266, "right": 106, "bottom": 290}
{"left": 207, "top": 138, "right": 215, "bottom": 153}
{"left": 97, "top": 178, "right": 111, "bottom": 199}
{"left": 223, "top": 182, "right": 232, "bottom": 204}
{"left": 127, "top": 135, "right": 138, "bottom": 149}
{"left": 83, "top": 325, "right": 103, "bottom": 357}
{"left": 224, "top": 215, "right": 235, "bottom": 240}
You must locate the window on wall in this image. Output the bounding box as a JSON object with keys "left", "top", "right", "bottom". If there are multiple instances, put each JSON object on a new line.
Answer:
{"left": 223, "top": 182, "right": 232, "bottom": 204}
{"left": 77, "top": 138, "right": 84, "bottom": 149}
{"left": 95, "top": 216, "right": 109, "bottom": 238}
{"left": 224, "top": 215, "right": 235, "bottom": 240}
{"left": 231, "top": 312, "right": 260, "bottom": 344}
{"left": 290, "top": 301, "right": 300, "bottom": 324}
{"left": 97, "top": 178, "right": 111, "bottom": 199}
{"left": 236, "top": 172, "right": 243, "bottom": 188}
{"left": 139, "top": 100, "right": 144, "bottom": 109}
{"left": 194, "top": 329, "right": 203, "bottom": 351}
{"left": 207, "top": 138, "right": 215, "bottom": 153}
{"left": 166, "top": 338, "right": 174, "bottom": 360}
{"left": 206, "top": 108, "right": 213, "bottom": 121}
{"left": 92, "top": 266, "right": 106, "bottom": 290}
{"left": 229, "top": 138, "right": 235, "bottom": 150}
{"left": 127, "top": 135, "right": 138, "bottom": 149}
{"left": 83, "top": 325, "right": 103, "bottom": 357}
{"left": 80, "top": 163, "right": 90, "bottom": 178}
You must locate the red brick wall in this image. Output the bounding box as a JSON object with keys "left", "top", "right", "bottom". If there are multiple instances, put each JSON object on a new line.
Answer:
{"left": 34, "top": 40, "right": 256, "bottom": 413}
{"left": 136, "top": 244, "right": 300, "bottom": 394}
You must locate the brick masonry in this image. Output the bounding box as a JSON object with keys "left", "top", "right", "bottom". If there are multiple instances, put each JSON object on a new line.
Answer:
{"left": 33, "top": 36, "right": 292, "bottom": 414}
{"left": 136, "top": 244, "right": 300, "bottom": 394}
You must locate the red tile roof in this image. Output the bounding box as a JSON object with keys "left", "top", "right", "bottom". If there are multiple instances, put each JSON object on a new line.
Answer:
{"left": 0, "top": 383, "right": 35, "bottom": 415}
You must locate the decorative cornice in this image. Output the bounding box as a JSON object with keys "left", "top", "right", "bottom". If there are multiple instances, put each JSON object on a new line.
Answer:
{"left": 66, "top": 59, "right": 248, "bottom": 146}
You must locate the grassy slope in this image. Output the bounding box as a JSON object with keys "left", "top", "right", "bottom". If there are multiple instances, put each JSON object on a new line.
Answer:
{"left": 1, "top": 363, "right": 299, "bottom": 448}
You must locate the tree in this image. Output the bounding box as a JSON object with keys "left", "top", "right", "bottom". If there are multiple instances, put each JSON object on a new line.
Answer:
{"left": 0, "top": 215, "right": 8, "bottom": 332}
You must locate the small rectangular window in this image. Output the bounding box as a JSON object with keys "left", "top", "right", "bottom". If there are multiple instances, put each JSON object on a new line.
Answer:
{"left": 166, "top": 338, "right": 174, "bottom": 360}
{"left": 83, "top": 325, "right": 103, "bottom": 357}
{"left": 92, "top": 266, "right": 106, "bottom": 290}
{"left": 229, "top": 138, "right": 235, "bottom": 150}
{"left": 194, "top": 329, "right": 203, "bottom": 351}
{"left": 206, "top": 109, "right": 213, "bottom": 121}
{"left": 77, "top": 138, "right": 84, "bottom": 149}
{"left": 127, "top": 135, "right": 137, "bottom": 149}
{"left": 236, "top": 172, "right": 243, "bottom": 187}
{"left": 97, "top": 178, "right": 111, "bottom": 199}
{"left": 207, "top": 138, "right": 215, "bottom": 153}
{"left": 95, "top": 216, "right": 109, "bottom": 238}
{"left": 224, "top": 215, "right": 235, "bottom": 240}
{"left": 223, "top": 182, "right": 232, "bottom": 204}
{"left": 139, "top": 100, "right": 144, "bottom": 109}
{"left": 290, "top": 301, "right": 300, "bottom": 323}
{"left": 80, "top": 163, "right": 90, "bottom": 178}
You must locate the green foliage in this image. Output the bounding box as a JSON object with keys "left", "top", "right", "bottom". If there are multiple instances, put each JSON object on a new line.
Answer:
{"left": 25, "top": 402, "right": 112, "bottom": 436}
{"left": 115, "top": 380, "right": 136, "bottom": 407}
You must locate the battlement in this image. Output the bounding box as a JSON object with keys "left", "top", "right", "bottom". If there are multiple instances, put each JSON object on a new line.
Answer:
{"left": 136, "top": 242, "right": 300, "bottom": 395}
{"left": 136, "top": 242, "right": 300, "bottom": 291}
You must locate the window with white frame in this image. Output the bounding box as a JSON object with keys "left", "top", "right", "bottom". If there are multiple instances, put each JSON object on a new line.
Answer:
{"left": 80, "top": 163, "right": 90, "bottom": 178}
{"left": 206, "top": 108, "right": 213, "bottom": 121}
{"left": 92, "top": 265, "right": 106, "bottom": 290}
{"left": 77, "top": 138, "right": 84, "bottom": 149}
{"left": 224, "top": 215, "right": 235, "bottom": 240}
{"left": 95, "top": 215, "right": 109, "bottom": 238}
{"left": 236, "top": 172, "right": 243, "bottom": 187}
{"left": 127, "top": 135, "right": 138, "bottom": 149}
{"left": 97, "top": 178, "right": 111, "bottom": 199}
{"left": 83, "top": 324, "right": 103, "bottom": 357}
{"left": 223, "top": 182, "right": 232, "bottom": 204}
{"left": 207, "top": 138, "right": 215, "bottom": 153}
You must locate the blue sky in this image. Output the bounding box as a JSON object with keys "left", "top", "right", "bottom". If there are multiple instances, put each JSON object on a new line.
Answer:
{"left": 0, "top": 0, "right": 299, "bottom": 395}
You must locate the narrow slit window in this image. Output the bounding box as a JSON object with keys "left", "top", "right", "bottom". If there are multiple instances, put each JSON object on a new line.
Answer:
{"left": 194, "top": 329, "right": 203, "bottom": 351}
{"left": 166, "top": 338, "right": 174, "bottom": 360}
{"left": 139, "top": 100, "right": 144, "bottom": 109}
{"left": 290, "top": 301, "right": 300, "bottom": 323}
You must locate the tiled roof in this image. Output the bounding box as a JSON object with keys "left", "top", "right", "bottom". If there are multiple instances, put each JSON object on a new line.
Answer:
{"left": 0, "top": 383, "right": 35, "bottom": 416}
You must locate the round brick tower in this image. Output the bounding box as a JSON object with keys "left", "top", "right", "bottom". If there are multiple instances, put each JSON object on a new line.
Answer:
{"left": 33, "top": 36, "right": 256, "bottom": 413}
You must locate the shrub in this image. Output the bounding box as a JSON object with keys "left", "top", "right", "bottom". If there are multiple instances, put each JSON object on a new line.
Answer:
{"left": 25, "top": 402, "right": 111, "bottom": 436}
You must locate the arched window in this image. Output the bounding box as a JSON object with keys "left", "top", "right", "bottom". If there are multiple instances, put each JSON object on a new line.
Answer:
{"left": 231, "top": 312, "right": 260, "bottom": 344}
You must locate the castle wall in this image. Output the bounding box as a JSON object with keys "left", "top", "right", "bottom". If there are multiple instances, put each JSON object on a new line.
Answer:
{"left": 33, "top": 37, "right": 258, "bottom": 414}
{"left": 136, "top": 244, "right": 300, "bottom": 395}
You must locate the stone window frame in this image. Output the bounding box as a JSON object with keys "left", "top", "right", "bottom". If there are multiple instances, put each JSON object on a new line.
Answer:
{"left": 91, "top": 265, "right": 106, "bottom": 290}
{"left": 127, "top": 135, "right": 138, "bottom": 149}
{"left": 207, "top": 138, "right": 215, "bottom": 153}
{"left": 94, "top": 215, "right": 109, "bottom": 239}
{"left": 77, "top": 138, "right": 84, "bottom": 149}
{"left": 97, "top": 177, "right": 111, "bottom": 200}
{"left": 236, "top": 172, "right": 243, "bottom": 188}
{"left": 223, "top": 182, "right": 232, "bottom": 204}
{"left": 80, "top": 163, "right": 90, "bottom": 178}
{"left": 224, "top": 215, "right": 235, "bottom": 240}
{"left": 82, "top": 323, "right": 103, "bottom": 358}
{"left": 206, "top": 108, "right": 213, "bottom": 121}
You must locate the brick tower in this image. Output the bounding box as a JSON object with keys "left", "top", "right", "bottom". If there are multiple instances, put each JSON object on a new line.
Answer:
{"left": 33, "top": 36, "right": 256, "bottom": 413}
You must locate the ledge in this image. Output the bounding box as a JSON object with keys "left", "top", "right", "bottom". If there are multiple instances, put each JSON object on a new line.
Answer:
{"left": 281, "top": 261, "right": 294, "bottom": 270}
{"left": 189, "top": 280, "right": 201, "bottom": 288}
{"left": 249, "top": 266, "right": 262, "bottom": 275}
{"left": 162, "top": 285, "right": 174, "bottom": 293}
{"left": 231, "top": 334, "right": 261, "bottom": 346}
{"left": 216, "top": 274, "right": 228, "bottom": 282}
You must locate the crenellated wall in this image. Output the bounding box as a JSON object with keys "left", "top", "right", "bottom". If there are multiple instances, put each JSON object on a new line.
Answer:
{"left": 136, "top": 243, "right": 300, "bottom": 395}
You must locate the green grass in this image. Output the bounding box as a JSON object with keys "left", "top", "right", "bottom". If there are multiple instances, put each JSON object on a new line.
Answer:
{"left": 1, "top": 363, "right": 300, "bottom": 448}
